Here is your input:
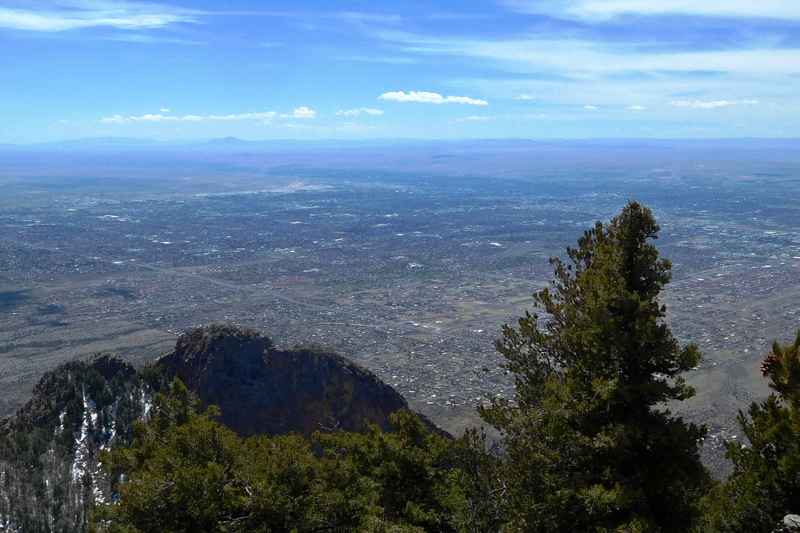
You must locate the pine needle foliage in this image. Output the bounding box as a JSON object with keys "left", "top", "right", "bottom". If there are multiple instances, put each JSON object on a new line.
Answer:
{"left": 698, "top": 332, "right": 800, "bottom": 532}
{"left": 482, "top": 201, "right": 710, "bottom": 532}
{"left": 92, "top": 381, "right": 498, "bottom": 533}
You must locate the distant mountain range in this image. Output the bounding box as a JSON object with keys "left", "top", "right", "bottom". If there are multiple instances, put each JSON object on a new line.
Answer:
{"left": 2, "top": 136, "right": 800, "bottom": 153}
{"left": 0, "top": 136, "right": 434, "bottom": 152}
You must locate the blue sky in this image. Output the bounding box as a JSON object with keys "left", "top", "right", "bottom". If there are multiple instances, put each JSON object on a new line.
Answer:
{"left": 1, "top": 0, "right": 799, "bottom": 142}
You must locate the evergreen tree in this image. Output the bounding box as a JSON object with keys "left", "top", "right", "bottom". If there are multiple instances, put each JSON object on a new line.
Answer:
{"left": 698, "top": 332, "right": 800, "bottom": 532}
{"left": 93, "top": 381, "right": 377, "bottom": 532}
{"left": 482, "top": 201, "right": 710, "bottom": 532}
{"left": 315, "top": 412, "right": 503, "bottom": 532}
{"left": 92, "top": 381, "right": 492, "bottom": 532}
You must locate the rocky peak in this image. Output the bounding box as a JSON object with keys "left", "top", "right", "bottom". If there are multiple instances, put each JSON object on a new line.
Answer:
{"left": 157, "top": 324, "right": 411, "bottom": 436}
{"left": 0, "top": 324, "right": 438, "bottom": 531}
{"left": 161, "top": 324, "right": 272, "bottom": 391}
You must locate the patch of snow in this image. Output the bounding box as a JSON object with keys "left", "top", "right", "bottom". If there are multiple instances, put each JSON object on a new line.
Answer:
{"left": 101, "top": 418, "right": 116, "bottom": 451}
{"left": 141, "top": 388, "right": 153, "bottom": 419}
{"left": 72, "top": 388, "right": 97, "bottom": 483}
{"left": 55, "top": 410, "right": 66, "bottom": 435}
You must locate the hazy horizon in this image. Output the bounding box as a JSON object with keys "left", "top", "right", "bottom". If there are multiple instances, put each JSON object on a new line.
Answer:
{"left": 4, "top": 136, "right": 800, "bottom": 148}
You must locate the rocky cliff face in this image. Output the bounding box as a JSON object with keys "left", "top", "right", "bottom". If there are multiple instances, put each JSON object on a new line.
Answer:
{"left": 157, "top": 324, "right": 410, "bottom": 436}
{"left": 0, "top": 324, "right": 426, "bottom": 532}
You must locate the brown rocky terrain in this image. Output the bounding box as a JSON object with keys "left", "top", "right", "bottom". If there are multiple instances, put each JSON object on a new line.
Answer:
{"left": 157, "top": 324, "right": 414, "bottom": 435}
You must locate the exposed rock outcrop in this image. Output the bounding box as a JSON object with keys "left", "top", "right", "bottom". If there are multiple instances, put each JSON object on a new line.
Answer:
{"left": 158, "top": 324, "right": 412, "bottom": 435}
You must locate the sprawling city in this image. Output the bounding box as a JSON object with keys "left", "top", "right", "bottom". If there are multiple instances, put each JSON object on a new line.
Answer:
{"left": 2, "top": 141, "right": 799, "bottom": 476}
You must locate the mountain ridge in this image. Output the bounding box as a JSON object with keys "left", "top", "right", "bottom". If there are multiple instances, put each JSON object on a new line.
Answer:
{"left": 0, "top": 324, "right": 433, "bottom": 532}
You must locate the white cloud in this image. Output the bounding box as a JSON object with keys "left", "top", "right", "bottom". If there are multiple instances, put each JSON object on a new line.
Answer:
{"left": 335, "top": 121, "right": 378, "bottom": 132}
{"left": 336, "top": 108, "right": 384, "bottom": 117}
{"left": 627, "top": 105, "right": 646, "bottom": 111}
{"left": 379, "top": 90, "right": 488, "bottom": 106}
{"left": 503, "top": 0, "right": 800, "bottom": 20}
{"left": 375, "top": 31, "right": 800, "bottom": 77}
{"left": 104, "top": 33, "right": 203, "bottom": 45}
{"left": 372, "top": 32, "right": 800, "bottom": 111}
{"left": 670, "top": 99, "right": 759, "bottom": 109}
{"left": 370, "top": 30, "right": 795, "bottom": 114}
{"left": 100, "top": 111, "right": 278, "bottom": 124}
{"left": 338, "top": 55, "right": 418, "bottom": 64}
{"left": 0, "top": 2, "right": 197, "bottom": 32}
{"left": 456, "top": 75, "right": 782, "bottom": 113}
{"left": 288, "top": 106, "right": 316, "bottom": 119}
{"left": 584, "top": 105, "right": 599, "bottom": 110}
{"left": 514, "top": 94, "right": 536, "bottom": 100}
{"left": 454, "top": 115, "right": 495, "bottom": 122}
{"left": 101, "top": 107, "right": 320, "bottom": 124}
{"left": 332, "top": 12, "right": 404, "bottom": 24}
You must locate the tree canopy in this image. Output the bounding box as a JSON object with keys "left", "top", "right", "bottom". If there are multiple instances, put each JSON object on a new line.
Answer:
{"left": 92, "top": 381, "right": 498, "bottom": 533}
{"left": 481, "top": 201, "right": 710, "bottom": 532}
{"left": 698, "top": 332, "right": 800, "bottom": 532}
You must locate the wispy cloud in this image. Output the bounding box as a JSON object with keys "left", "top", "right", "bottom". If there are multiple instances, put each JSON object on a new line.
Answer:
{"left": 336, "top": 108, "right": 384, "bottom": 117}
{"left": 376, "top": 31, "right": 800, "bottom": 77}
{"left": 0, "top": 1, "right": 197, "bottom": 32}
{"left": 333, "top": 11, "right": 403, "bottom": 24}
{"left": 204, "top": 9, "right": 404, "bottom": 24}
{"left": 100, "top": 106, "right": 318, "bottom": 125}
{"left": 105, "top": 33, "right": 203, "bottom": 45}
{"left": 627, "top": 105, "right": 647, "bottom": 111}
{"left": 100, "top": 111, "right": 278, "bottom": 124}
{"left": 379, "top": 90, "right": 488, "bottom": 106}
{"left": 287, "top": 106, "right": 316, "bottom": 119}
{"left": 338, "top": 55, "right": 418, "bottom": 64}
{"left": 670, "top": 99, "right": 760, "bottom": 109}
{"left": 454, "top": 115, "right": 495, "bottom": 122}
{"left": 583, "top": 105, "right": 599, "bottom": 110}
{"left": 334, "top": 121, "right": 378, "bottom": 132}
{"left": 371, "top": 23, "right": 798, "bottom": 114}
{"left": 453, "top": 112, "right": 549, "bottom": 122}
{"left": 502, "top": 0, "right": 800, "bottom": 21}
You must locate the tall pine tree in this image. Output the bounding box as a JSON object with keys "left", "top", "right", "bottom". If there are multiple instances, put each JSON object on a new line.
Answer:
{"left": 482, "top": 201, "right": 709, "bottom": 532}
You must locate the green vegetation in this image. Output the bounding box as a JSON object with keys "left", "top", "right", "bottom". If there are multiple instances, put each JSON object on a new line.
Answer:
{"left": 5, "top": 201, "right": 800, "bottom": 532}
{"left": 481, "top": 202, "right": 709, "bottom": 532}
{"left": 93, "top": 381, "right": 497, "bottom": 532}
{"left": 697, "top": 333, "right": 800, "bottom": 532}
